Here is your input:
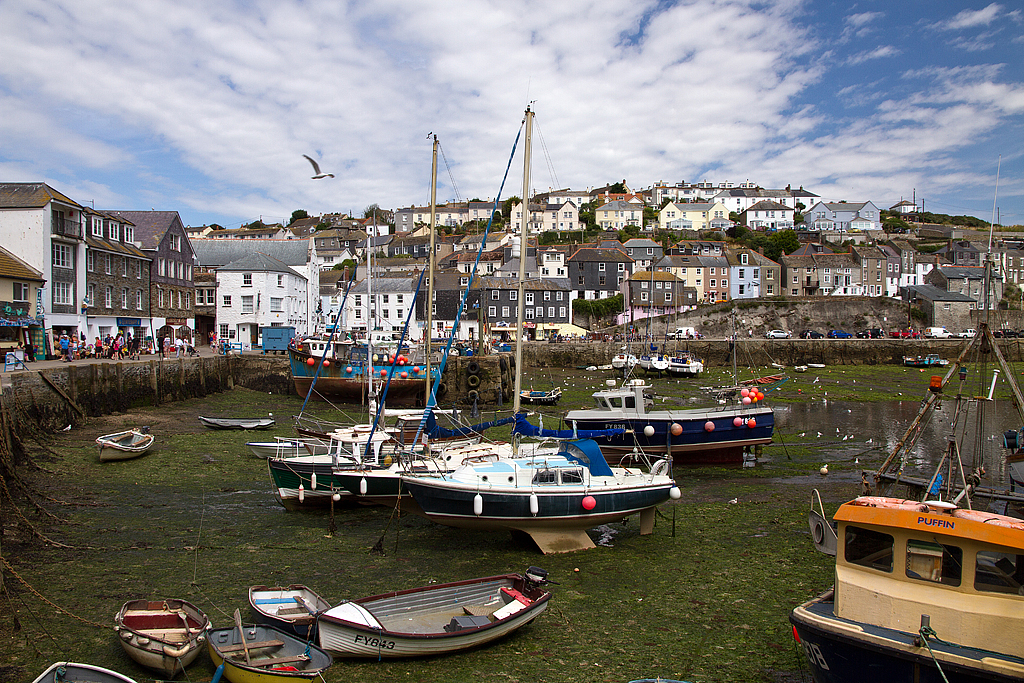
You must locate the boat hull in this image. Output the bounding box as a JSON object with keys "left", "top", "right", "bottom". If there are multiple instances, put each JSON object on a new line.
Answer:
{"left": 316, "top": 574, "right": 549, "bottom": 658}
{"left": 199, "top": 416, "right": 275, "bottom": 430}
{"left": 267, "top": 457, "right": 358, "bottom": 510}
{"left": 207, "top": 624, "right": 333, "bottom": 682}
{"left": 96, "top": 430, "right": 154, "bottom": 462}
{"left": 32, "top": 662, "right": 140, "bottom": 683}
{"left": 791, "top": 593, "right": 1024, "bottom": 683}
{"left": 565, "top": 406, "right": 774, "bottom": 464}
{"left": 249, "top": 585, "right": 331, "bottom": 640}
{"left": 247, "top": 440, "right": 327, "bottom": 459}
{"left": 400, "top": 478, "right": 675, "bottom": 532}
{"left": 289, "top": 349, "right": 435, "bottom": 406}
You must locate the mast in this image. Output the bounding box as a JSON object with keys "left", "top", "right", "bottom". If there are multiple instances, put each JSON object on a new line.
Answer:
{"left": 367, "top": 213, "right": 375, "bottom": 411}
{"left": 511, "top": 106, "right": 534, "bottom": 416}
{"left": 425, "top": 134, "right": 439, "bottom": 406}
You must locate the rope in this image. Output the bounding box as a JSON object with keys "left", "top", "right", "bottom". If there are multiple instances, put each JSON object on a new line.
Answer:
{"left": 918, "top": 625, "right": 951, "bottom": 683}
{"left": 0, "top": 555, "right": 107, "bottom": 628}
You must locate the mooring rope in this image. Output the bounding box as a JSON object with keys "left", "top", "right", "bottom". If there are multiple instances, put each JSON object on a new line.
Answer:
{"left": 0, "top": 554, "right": 107, "bottom": 628}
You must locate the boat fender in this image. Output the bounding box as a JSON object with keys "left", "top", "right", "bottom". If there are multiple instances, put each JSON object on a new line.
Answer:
{"left": 298, "top": 484, "right": 305, "bottom": 503}
{"left": 119, "top": 629, "right": 133, "bottom": 641}
{"left": 381, "top": 454, "right": 393, "bottom": 467}
{"left": 359, "top": 477, "right": 368, "bottom": 495}
{"left": 467, "top": 361, "right": 480, "bottom": 375}
{"left": 438, "top": 382, "right": 448, "bottom": 396}
{"left": 211, "top": 664, "right": 225, "bottom": 683}
{"left": 529, "top": 493, "right": 539, "bottom": 516}
{"left": 650, "top": 459, "right": 670, "bottom": 476}
{"left": 473, "top": 493, "right": 484, "bottom": 516}
{"left": 669, "top": 486, "right": 681, "bottom": 500}
{"left": 163, "top": 642, "right": 192, "bottom": 659}
{"left": 643, "top": 425, "right": 655, "bottom": 437}
{"left": 467, "top": 374, "right": 481, "bottom": 388}
{"left": 310, "top": 473, "right": 317, "bottom": 490}
{"left": 467, "top": 389, "right": 479, "bottom": 402}
{"left": 135, "top": 637, "right": 151, "bottom": 646}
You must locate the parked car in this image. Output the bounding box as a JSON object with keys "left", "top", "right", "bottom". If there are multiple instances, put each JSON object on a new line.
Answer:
{"left": 800, "top": 330, "right": 824, "bottom": 339}
{"left": 827, "top": 330, "right": 853, "bottom": 339}
{"left": 995, "top": 329, "right": 1018, "bottom": 339}
{"left": 765, "top": 329, "right": 791, "bottom": 339}
{"left": 855, "top": 328, "right": 884, "bottom": 339}
{"left": 955, "top": 329, "right": 977, "bottom": 339}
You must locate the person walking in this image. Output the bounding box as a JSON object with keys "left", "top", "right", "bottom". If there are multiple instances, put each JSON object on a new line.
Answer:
{"left": 59, "top": 332, "right": 70, "bottom": 362}
{"left": 174, "top": 336, "right": 184, "bottom": 358}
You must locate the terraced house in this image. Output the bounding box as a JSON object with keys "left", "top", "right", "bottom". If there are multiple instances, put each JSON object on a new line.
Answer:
{"left": 83, "top": 209, "right": 151, "bottom": 344}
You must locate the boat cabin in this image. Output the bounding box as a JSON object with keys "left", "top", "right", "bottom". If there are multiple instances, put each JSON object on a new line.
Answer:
{"left": 588, "top": 380, "right": 654, "bottom": 415}
{"left": 832, "top": 497, "right": 1024, "bottom": 655}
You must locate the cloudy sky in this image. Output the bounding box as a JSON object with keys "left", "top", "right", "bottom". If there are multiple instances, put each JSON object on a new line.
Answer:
{"left": 1, "top": 0, "right": 1022, "bottom": 229}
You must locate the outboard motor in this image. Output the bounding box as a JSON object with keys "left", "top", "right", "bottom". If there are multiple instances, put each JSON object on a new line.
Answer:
{"left": 524, "top": 566, "right": 556, "bottom": 588}
{"left": 1004, "top": 428, "right": 1022, "bottom": 451}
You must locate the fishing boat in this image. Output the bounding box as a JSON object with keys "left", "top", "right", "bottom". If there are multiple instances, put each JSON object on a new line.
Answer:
{"left": 528, "top": 379, "right": 774, "bottom": 465}
{"left": 902, "top": 354, "right": 949, "bottom": 368}
{"left": 401, "top": 438, "right": 680, "bottom": 553}
{"left": 198, "top": 416, "right": 275, "bottom": 430}
{"left": 288, "top": 343, "right": 438, "bottom": 406}
{"left": 96, "top": 427, "right": 154, "bottom": 462}
{"left": 207, "top": 617, "right": 333, "bottom": 683}
{"left": 666, "top": 352, "right": 704, "bottom": 377}
{"left": 791, "top": 495, "right": 1024, "bottom": 683}
{"left": 519, "top": 387, "right": 561, "bottom": 405}
{"left": 113, "top": 599, "right": 209, "bottom": 678}
{"left": 246, "top": 437, "right": 328, "bottom": 459}
{"left": 316, "top": 568, "right": 552, "bottom": 657}
{"left": 32, "top": 662, "right": 139, "bottom": 683}
{"left": 249, "top": 585, "right": 331, "bottom": 640}
{"left": 611, "top": 352, "right": 637, "bottom": 370}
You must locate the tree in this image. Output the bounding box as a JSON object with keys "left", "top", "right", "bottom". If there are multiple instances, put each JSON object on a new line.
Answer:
{"left": 363, "top": 203, "right": 383, "bottom": 220}
{"left": 289, "top": 209, "right": 308, "bottom": 225}
{"left": 502, "top": 197, "right": 521, "bottom": 221}
{"left": 333, "top": 259, "right": 358, "bottom": 277}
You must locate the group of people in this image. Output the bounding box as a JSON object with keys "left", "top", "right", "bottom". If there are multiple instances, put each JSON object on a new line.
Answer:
{"left": 55, "top": 331, "right": 141, "bottom": 362}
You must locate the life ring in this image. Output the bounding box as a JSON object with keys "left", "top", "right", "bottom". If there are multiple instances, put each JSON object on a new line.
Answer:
{"left": 468, "top": 389, "right": 480, "bottom": 402}
{"left": 650, "top": 459, "right": 670, "bottom": 476}
{"left": 812, "top": 519, "right": 826, "bottom": 545}
{"left": 467, "top": 360, "right": 480, "bottom": 375}
{"left": 467, "top": 374, "right": 481, "bottom": 388}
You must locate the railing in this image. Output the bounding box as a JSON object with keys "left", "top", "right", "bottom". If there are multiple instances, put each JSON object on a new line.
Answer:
{"left": 51, "top": 217, "right": 83, "bottom": 239}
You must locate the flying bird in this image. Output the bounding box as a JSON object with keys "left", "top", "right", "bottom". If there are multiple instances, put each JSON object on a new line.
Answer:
{"left": 303, "top": 154, "right": 334, "bottom": 179}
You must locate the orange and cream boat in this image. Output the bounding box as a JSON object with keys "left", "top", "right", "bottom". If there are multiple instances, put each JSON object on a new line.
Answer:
{"left": 792, "top": 496, "right": 1024, "bottom": 683}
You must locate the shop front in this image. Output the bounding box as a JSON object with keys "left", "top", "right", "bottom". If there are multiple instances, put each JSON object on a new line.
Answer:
{"left": 0, "top": 300, "right": 44, "bottom": 361}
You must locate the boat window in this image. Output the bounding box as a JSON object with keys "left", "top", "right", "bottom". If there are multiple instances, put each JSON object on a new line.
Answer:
{"left": 594, "top": 397, "right": 608, "bottom": 409}
{"left": 844, "top": 526, "right": 893, "bottom": 572}
{"left": 624, "top": 396, "right": 636, "bottom": 408}
{"left": 609, "top": 397, "right": 623, "bottom": 408}
{"left": 560, "top": 469, "right": 584, "bottom": 484}
{"left": 905, "top": 539, "right": 962, "bottom": 586}
{"left": 975, "top": 551, "right": 1024, "bottom": 595}
{"left": 532, "top": 469, "right": 557, "bottom": 485}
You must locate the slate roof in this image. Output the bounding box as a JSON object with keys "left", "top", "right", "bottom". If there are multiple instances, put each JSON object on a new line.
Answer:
{"left": 567, "top": 247, "right": 633, "bottom": 263}
{"left": 103, "top": 211, "right": 183, "bottom": 250}
{"left": 0, "top": 244, "right": 44, "bottom": 281}
{"left": 906, "top": 284, "right": 977, "bottom": 302}
{"left": 0, "top": 182, "right": 82, "bottom": 209}
{"left": 191, "top": 237, "right": 310, "bottom": 268}
{"left": 219, "top": 252, "right": 306, "bottom": 278}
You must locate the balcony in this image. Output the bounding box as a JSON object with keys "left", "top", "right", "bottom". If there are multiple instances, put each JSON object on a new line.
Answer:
{"left": 51, "top": 217, "right": 83, "bottom": 239}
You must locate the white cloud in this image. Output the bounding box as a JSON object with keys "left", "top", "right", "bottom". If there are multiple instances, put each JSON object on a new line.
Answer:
{"left": 929, "top": 3, "right": 1003, "bottom": 31}
{"left": 846, "top": 46, "right": 900, "bottom": 65}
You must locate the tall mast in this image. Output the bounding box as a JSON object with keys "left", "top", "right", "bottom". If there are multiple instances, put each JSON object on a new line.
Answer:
{"left": 512, "top": 106, "right": 533, "bottom": 416}
{"left": 425, "top": 135, "right": 438, "bottom": 406}
{"left": 367, "top": 213, "right": 375, "bottom": 411}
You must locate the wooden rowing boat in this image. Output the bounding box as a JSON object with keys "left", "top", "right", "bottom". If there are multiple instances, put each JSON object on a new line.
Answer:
{"left": 249, "top": 584, "right": 331, "bottom": 640}
{"left": 208, "top": 618, "right": 333, "bottom": 683}
{"left": 32, "top": 662, "right": 139, "bottom": 683}
{"left": 199, "top": 416, "right": 275, "bottom": 430}
{"left": 96, "top": 428, "right": 154, "bottom": 462}
{"left": 316, "top": 568, "right": 552, "bottom": 657}
{"left": 113, "top": 598, "right": 209, "bottom": 678}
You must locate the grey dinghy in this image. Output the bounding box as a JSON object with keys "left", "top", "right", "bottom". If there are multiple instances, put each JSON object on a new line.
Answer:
{"left": 96, "top": 428, "right": 154, "bottom": 462}
{"left": 32, "top": 662, "right": 139, "bottom": 683}
{"left": 198, "top": 416, "right": 275, "bottom": 430}
{"left": 316, "top": 568, "right": 552, "bottom": 657}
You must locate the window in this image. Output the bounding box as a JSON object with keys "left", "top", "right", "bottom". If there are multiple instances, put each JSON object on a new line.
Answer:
{"left": 577, "top": 276, "right": 584, "bottom": 286}
{"left": 906, "top": 539, "right": 962, "bottom": 586}
{"left": 975, "top": 551, "right": 1024, "bottom": 594}
{"left": 277, "top": 274, "right": 283, "bottom": 287}
{"left": 491, "top": 290, "right": 499, "bottom": 300}
{"left": 91, "top": 218, "right": 103, "bottom": 237}
{"left": 396, "top": 309, "right": 403, "bottom": 319}
{"left": 382, "top": 309, "right": 390, "bottom": 319}
{"left": 243, "top": 273, "right": 252, "bottom": 287}
{"left": 525, "top": 308, "right": 534, "bottom": 319}
{"left": 656, "top": 281, "right": 662, "bottom": 289}
{"left": 535, "top": 306, "right": 543, "bottom": 318}
{"left": 136, "top": 290, "right": 143, "bottom": 310}
{"left": 124, "top": 226, "right": 133, "bottom": 243}
{"left": 844, "top": 526, "right": 893, "bottom": 572}
{"left": 158, "top": 258, "right": 166, "bottom": 276}
{"left": 525, "top": 292, "right": 534, "bottom": 304}
{"left": 599, "top": 262, "right": 606, "bottom": 272}
{"left": 709, "top": 280, "right": 716, "bottom": 288}
{"left": 53, "top": 281, "right": 72, "bottom": 306}
{"left": 557, "top": 292, "right": 564, "bottom": 300}
{"left": 103, "top": 254, "right": 111, "bottom": 275}
{"left": 270, "top": 297, "right": 283, "bottom": 312}
{"left": 665, "top": 292, "right": 672, "bottom": 302}
{"left": 110, "top": 223, "right": 120, "bottom": 242}
{"left": 641, "top": 292, "right": 649, "bottom": 301}
{"left": 219, "top": 324, "right": 229, "bottom": 338}
{"left": 641, "top": 281, "right": 648, "bottom": 289}
{"left": 501, "top": 306, "right": 510, "bottom": 317}
{"left": 121, "top": 288, "right": 128, "bottom": 309}
{"left": 52, "top": 244, "right": 72, "bottom": 269}
{"left": 86, "top": 283, "right": 95, "bottom": 307}
{"left": 87, "top": 251, "right": 95, "bottom": 272}
{"left": 223, "top": 295, "right": 232, "bottom": 307}
{"left": 510, "top": 290, "right": 517, "bottom": 301}
{"left": 121, "top": 257, "right": 128, "bottom": 277}
{"left": 171, "top": 234, "right": 181, "bottom": 251}
{"left": 488, "top": 306, "right": 496, "bottom": 318}
{"left": 618, "top": 262, "right": 625, "bottom": 272}
{"left": 242, "top": 295, "right": 254, "bottom": 313}
{"left": 548, "top": 306, "right": 555, "bottom": 317}
{"left": 721, "top": 279, "right": 728, "bottom": 288}
{"left": 159, "top": 289, "right": 164, "bottom": 308}
{"left": 104, "top": 286, "right": 112, "bottom": 308}
{"left": 559, "top": 307, "right": 566, "bottom": 318}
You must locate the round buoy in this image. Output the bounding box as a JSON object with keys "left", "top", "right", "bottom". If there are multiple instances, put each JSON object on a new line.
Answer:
{"left": 359, "top": 477, "right": 368, "bottom": 495}
{"left": 473, "top": 493, "right": 484, "bottom": 516}
{"left": 380, "top": 369, "right": 387, "bottom": 377}
{"left": 704, "top": 420, "right": 715, "bottom": 432}
{"left": 582, "top": 495, "right": 597, "bottom": 511}
{"left": 332, "top": 493, "right": 341, "bottom": 502}
{"left": 399, "top": 358, "right": 406, "bottom": 366}
{"left": 740, "top": 388, "right": 750, "bottom": 397}
{"left": 742, "top": 396, "right": 752, "bottom": 405}
{"left": 529, "top": 493, "right": 539, "bottom": 516}
{"left": 400, "top": 371, "right": 408, "bottom": 379}
{"left": 372, "top": 354, "right": 379, "bottom": 362}
{"left": 310, "top": 473, "right": 317, "bottom": 490}
{"left": 298, "top": 484, "right": 305, "bottom": 503}
{"left": 413, "top": 366, "right": 421, "bottom": 373}
{"left": 643, "top": 425, "right": 655, "bottom": 437}
{"left": 747, "top": 418, "right": 757, "bottom": 428}
{"left": 670, "top": 422, "right": 683, "bottom": 436}
{"left": 322, "top": 360, "right": 330, "bottom": 368}
{"left": 733, "top": 417, "right": 744, "bottom": 427}
{"left": 306, "top": 357, "right": 315, "bottom": 366}
{"left": 669, "top": 486, "right": 682, "bottom": 500}
{"left": 819, "top": 464, "right": 829, "bottom": 475}
{"left": 756, "top": 392, "right": 764, "bottom": 401}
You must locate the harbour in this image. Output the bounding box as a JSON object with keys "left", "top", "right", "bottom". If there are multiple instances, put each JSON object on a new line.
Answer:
{"left": 3, "top": 358, "right": 1024, "bottom": 682}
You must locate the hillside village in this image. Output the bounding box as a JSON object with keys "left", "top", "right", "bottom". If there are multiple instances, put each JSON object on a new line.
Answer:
{"left": 0, "top": 179, "right": 1019, "bottom": 358}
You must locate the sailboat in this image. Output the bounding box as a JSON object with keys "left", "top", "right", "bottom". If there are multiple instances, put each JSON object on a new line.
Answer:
{"left": 400, "top": 106, "right": 680, "bottom": 553}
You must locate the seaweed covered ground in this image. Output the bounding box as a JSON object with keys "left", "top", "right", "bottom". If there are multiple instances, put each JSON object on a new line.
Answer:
{"left": 1, "top": 362, "right": 1019, "bottom": 683}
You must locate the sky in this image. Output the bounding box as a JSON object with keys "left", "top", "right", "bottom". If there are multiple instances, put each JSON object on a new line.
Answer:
{"left": 1, "top": 0, "right": 1022, "bottom": 229}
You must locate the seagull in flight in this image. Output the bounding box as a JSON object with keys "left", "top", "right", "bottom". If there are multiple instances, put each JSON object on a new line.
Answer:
{"left": 303, "top": 154, "right": 334, "bottom": 179}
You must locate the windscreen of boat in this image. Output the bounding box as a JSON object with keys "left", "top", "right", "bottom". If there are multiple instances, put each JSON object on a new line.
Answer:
{"left": 558, "top": 439, "right": 613, "bottom": 477}
{"left": 975, "top": 551, "right": 1024, "bottom": 595}
{"left": 905, "top": 539, "right": 962, "bottom": 586}
{"left": 844, "top": 526, "right": 893, "bottom": 573}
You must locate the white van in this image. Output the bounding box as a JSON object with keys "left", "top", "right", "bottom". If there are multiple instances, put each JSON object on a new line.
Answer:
{"left": 671, "top": 327, "right": 697, "bottom": 339}
{"left": 923, "top": 327, "right": 952, "bottom": 339}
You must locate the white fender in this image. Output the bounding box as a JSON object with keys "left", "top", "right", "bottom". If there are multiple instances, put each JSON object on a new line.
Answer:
{"left": 310, "top": 473, "right": 317, "bottom": 490}
{"left": 359, "top": 477, "right": 368, "bottom": 495}
{"left": 529, "top": 493, "right": 539, "bottom": 516}
{"left": 163, "top": 642, "right": 192, "bottom": 658}
{"left": 473, "top": 493, "right": 483, "bottom": 516}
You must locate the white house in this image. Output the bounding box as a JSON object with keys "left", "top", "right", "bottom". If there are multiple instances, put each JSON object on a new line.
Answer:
{"left": 215, "top": 252, "right": 309, "bottom": 349}
{"left": 341, "top": 277, "right": 423, "bottom": 339}
{"left": 803, "top": 201, "right": 882, "bottom": 233}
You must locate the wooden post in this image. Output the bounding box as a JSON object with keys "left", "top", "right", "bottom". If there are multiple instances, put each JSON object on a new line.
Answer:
{"left": 149, "top": 360, "right": 159, "bottom": 405}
